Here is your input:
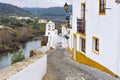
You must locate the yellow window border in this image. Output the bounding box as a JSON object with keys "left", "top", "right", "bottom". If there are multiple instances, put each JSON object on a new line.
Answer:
{"left": 81, "top": 2, "right": 86, "bottom": 19}
{"left": 76, "top": 32, "right": 86, "bottom": 37}
{"left": 92, "top": 36, "right": 100, "bottom": 54}
{"left": 79, "top": 37, "right": 86, "bottom": 54}
{"left": 99, "top": 0, "right": 106, "bottom": 15}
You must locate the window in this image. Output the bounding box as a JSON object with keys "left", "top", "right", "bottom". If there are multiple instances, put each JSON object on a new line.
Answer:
{"left": 52, "top": 25, "right": 54, "bottom": 30}
{"left": 99, "top": 0, "right": 106, "bottom": 14}
{"left": 80, "top": 37, "right": 86, "bottom": 53}
{"left": 77, "top": 2, "right": 86, "bottom": 34}
{"left": 92, "top": 36, "right": 99, "bottom": 53}
{"left": 48, "top": 32, "right": 50, "bottom": 35}
{"left": 81, "top": 3, "right": 86, "bottom": 19}
{"left": 48, "top": 25, "right": 51, "bottom": 30}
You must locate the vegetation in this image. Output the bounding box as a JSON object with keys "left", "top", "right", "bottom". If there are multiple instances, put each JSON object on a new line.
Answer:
{"left": 0, "top": 16, "right": 46, "bottom": 53}
{"left": 0, "top": 3, "right": 64, "bottom": 53}
{"left": 11, "top": 49, "right": 25, "bottom": 64}
{"left": 23, "top": 5, "right": 72, "bottom": 23}
{"left": 24, "top": 5, "right": 72, "bottom": 17}
{"left": 0, "top": 2, "right": 31, "bottom": 16}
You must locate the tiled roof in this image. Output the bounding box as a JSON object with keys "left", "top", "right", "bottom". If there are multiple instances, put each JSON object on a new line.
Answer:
{"left": 115, "top": 0, "right": 120, "bottom": 3}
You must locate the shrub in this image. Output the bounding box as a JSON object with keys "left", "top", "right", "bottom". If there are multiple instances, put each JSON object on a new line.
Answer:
{"left": 11, "top": 49, "right": 25, "bottom": 64}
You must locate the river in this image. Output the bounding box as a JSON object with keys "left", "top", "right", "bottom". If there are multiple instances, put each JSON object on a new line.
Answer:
{"left": 0, "top": 37, "right": 41, "bottom": 69}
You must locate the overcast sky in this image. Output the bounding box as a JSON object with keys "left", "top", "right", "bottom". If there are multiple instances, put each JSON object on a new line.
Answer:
{"left": 0, "top": 0, "right": 71, "bottom": 8}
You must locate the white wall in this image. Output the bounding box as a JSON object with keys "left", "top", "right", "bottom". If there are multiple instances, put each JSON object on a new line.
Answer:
{"left": 72, "top": 0, "right": 120, "bottom": 76}
{"left": 86, "top": 0, "right": 120, "bottom": 75}
{"left": 8, "top": 54, "right": 47, "bottom": 80}
{"left": 117, "top": 4, "right": 120, "bottom": 76}
{"left": 62, "top": 26, "right": 67, "bottom": 48}
{"left": 45, "top": 21, "right": 55, "bottom": 36}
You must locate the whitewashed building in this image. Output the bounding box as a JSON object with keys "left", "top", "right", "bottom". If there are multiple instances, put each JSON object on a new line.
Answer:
{"left": 0, "top": 25, "right": 4, "bottom": 28}
{"left": 62, "top": 0, "right": 120, "bottom": 76}
{"left": 45, "top": 20, "right": 58, "bottom": 49}
{"left": 16, "top": 16, "right": 31, "bottom": 20}
{"left": 38, "top": 19, "right": 47, "bottom": 23}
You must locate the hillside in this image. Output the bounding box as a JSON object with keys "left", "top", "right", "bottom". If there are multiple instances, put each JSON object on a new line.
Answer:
{"left": 24, "top": 6, "right": 72, "bottom": 16}
{"left": 0, "top": 2, "right": 31, "bottom": 16}
{"left": 23, "top": 5, "right": 72, "bottom": 23}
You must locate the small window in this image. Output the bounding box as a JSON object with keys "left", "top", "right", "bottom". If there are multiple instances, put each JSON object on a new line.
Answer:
{"left": 48, "top": 32, "right": 50, "bottom": 35}
{"left": 92, "top": 36, "right": 99, "bottom": 53}
{"left": 81, "top": 3, "right": 86, "bottom": 19}
{"left": 99, "top": 0, "right": 106, "bottom": 15}
{"left": 52, "top": 25, "right": 54, "bottom": 30}
{"left": 48, "top": 25, "right": 51, "bottom": 30}
{"left": 80, "top": 37, "right": 86, "bottom": 53}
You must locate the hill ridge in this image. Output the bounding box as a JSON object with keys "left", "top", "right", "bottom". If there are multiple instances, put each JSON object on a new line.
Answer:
{"left": 0, "top": 2, "right": 31, "bottom": 16}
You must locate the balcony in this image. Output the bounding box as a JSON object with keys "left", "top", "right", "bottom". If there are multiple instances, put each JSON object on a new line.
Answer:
{"left": 77, "top": 19, "right": 85, "bottom": 34}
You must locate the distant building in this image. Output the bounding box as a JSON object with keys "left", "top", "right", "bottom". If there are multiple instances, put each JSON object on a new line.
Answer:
{"left": 9, "top": 16, "right": 32, "bottom": 20}
{"left": 38, "top": 19, "right": 47, "bottom": 23}
{"left": 45, "top": 20, "right": 58, "bottom": 49}
{"left": 0, "top": 25, "right": 4, "bottom": 28}
{"left": 9, "top": 16, "right": 16, "bottom": 18}
{"left": 16, "top": 17, "right": 31, "bottom": 20}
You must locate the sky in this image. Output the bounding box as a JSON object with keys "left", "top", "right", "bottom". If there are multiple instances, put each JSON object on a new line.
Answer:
{"left": 0, "top": 0, "right": 71, "bottom": 8}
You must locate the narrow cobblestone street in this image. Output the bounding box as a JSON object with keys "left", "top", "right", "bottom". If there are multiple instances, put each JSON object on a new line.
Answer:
{"left": 43, "top": 48, "right": 120, "bottom": 80}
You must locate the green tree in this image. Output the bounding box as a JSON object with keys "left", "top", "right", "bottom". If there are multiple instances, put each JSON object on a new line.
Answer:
{"left": 11, "top": 49, "right": 25, "bottom": 64}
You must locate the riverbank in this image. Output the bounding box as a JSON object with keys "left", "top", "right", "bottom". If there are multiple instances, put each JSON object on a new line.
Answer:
{"left": 0, "top": 16, "right": 46, "bottom": 53}
{"left": 0, "top": 37, "right": 41, "bottom": 69}
{"left": 0, "top": 28, "right": 44, "bottom": 53}
{"left": 0, "top": 37, "right": 33, "bottom": 53}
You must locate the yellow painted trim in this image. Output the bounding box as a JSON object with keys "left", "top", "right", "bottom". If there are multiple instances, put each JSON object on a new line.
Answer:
{"left": 76, "top": 32, "right": 86, "bottom": 37}
{"left": 71, "top": 48, "right": 74, "bottom": 60}
{"left": 81, "top": 2, "right": 86, "bottom": 19}
{"left": 66, "top": 48, "right": 115, "bottom": 75}
{"left": 67, "top": 27, "right": 72, "bottom": 29}
{"left": 73, "top": 33, "right": 77, "bottom": 37}
{"left": 92, "top": 36, "right": 100, "bottom": 54}
{"left": 66, "top": 47, "right": 72, "bottom": 54}
{"left": 98, "top": 0, "right": 106, "bottom": 15}
{"left": 76, "top": 51, "right": 115, "bottom": 76}
{"left": 79, "top": 37, "right": 86, "bottom": 54}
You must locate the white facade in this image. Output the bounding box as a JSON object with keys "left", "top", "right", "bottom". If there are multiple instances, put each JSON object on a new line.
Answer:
{"left": 16, "top": 17, "right": 31, "bottom": 20}
{"left": 0, "top": 25, "right": 4, "bottom": 28}
{"left": 45, "top": 20, "right": 59, "bottom": 49}
{"left": 45, "top": 20, "right": 56, "bottom": 36}
{"left": 38, "top": 19, "right": 47, "bottom": 23}
{"left": 61, "top": 25, "right": 67, "bottom": 48}
{"left": 63, "top": 0, "right": 120, "bottom": 76}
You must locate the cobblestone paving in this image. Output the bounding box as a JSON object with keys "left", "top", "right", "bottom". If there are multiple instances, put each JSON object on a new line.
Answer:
{"left": 43, "top": 48, "right": 120, "bottom": 80}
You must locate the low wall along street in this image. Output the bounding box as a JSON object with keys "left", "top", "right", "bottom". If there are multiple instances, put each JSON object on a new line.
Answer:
{"left": 0, "top": 46, "right": 50, "bottom": 80}
{"left": 8, "top": 54, "right": 47, "bottom": 80}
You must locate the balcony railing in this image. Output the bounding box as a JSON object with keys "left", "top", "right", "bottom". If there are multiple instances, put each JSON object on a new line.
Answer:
{"left": 77, "top": 18, "right": 85, "bottom": 34}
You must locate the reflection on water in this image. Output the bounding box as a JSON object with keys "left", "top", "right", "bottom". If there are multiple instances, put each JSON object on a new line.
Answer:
{"left": 20, "top": 40, "right": 41, "bottom": 58}
{"left": 0, "top": 38, "right": 41, "bottom": 69}
{"left": 0, "top": 53, "right": 12, "bottom": 69}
